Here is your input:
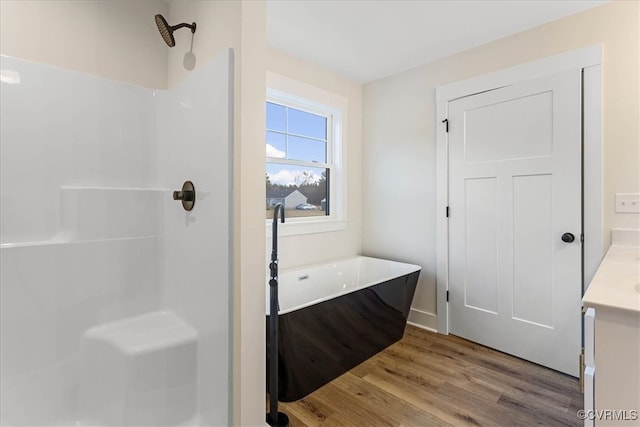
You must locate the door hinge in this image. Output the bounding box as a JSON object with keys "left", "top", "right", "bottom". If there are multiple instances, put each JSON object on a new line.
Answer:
{"left": 446, "top": 206, "right": 450, "bottom": 217}
{"left": 442, "top": 118, "right": 449, "bottom": 133}
{"left": 446, "top": 290, "right": 449, "bottom": 302}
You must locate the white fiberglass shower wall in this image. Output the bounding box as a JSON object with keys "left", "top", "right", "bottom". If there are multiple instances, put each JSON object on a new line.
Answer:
{"left": 0, "top": 50, "right": 233, "bottom": 426}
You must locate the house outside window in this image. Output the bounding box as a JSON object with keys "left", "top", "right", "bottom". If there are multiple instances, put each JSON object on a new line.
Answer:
{"left": 266, "top": 89, "right": 342, "bottom": 226}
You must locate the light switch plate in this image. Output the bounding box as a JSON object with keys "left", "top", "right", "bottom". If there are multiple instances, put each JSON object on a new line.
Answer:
{"left": 615, "top": 193, "right": 640, "bottom": 213}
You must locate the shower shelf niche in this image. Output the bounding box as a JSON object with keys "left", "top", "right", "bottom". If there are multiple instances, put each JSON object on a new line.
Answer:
{"left": 60, "top": 186, "right": 168, "bottom": 242}
{"left": 1, "top": 186, "right": 170, "bottom": 248}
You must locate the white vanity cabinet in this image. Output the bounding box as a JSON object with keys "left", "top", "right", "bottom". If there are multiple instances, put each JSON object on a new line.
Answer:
{"left": 583, "top": 306, "right": 640, "bottom": 426}
{"left": 583, "top": 307, "right": 596, "bottom": 427}
{"left": 582, "top": 230, "right": 640, "bottom": 427}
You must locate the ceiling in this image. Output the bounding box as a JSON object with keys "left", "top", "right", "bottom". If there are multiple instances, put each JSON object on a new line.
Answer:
{"left": 266, "top": 0, "right": 608, "bottom": 83}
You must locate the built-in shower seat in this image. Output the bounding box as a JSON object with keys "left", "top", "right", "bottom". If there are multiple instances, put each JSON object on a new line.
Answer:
{"left": 78, "top": 311, "right": 198, "bottom": 426}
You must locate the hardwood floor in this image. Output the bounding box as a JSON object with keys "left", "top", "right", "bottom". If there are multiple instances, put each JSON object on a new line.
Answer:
{"left": 276, "top": 325, "right": 583, "bottom": 426}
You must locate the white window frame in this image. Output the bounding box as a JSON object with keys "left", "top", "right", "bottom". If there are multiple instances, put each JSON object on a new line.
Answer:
{"left": 266, "top": 72, "right": 348, "bottom": 237}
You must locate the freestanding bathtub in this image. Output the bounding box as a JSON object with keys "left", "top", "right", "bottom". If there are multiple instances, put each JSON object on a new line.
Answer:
{"left": 266, "top": 256, "right": 421, "bottom": 402}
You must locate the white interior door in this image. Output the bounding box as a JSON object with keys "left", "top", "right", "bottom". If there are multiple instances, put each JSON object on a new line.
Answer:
{"left": 448, "top": 69, "right": 582, "bottom": 376}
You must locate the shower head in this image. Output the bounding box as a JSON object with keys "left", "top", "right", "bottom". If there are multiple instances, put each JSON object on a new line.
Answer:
{"left": 155, "top": 14, "right": 196, "bottom": 48}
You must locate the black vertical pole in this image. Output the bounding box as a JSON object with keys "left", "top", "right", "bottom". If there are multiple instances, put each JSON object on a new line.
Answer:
{"left": 268, "top": 280, "right": 279, "bottom": 420}
{"left": 267, "top": 204, "right": 289, "bottom": 427}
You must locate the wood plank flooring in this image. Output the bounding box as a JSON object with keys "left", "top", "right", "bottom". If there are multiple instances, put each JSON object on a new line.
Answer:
{"left": 275, "top": 325, "right": 583, "bottom": 426}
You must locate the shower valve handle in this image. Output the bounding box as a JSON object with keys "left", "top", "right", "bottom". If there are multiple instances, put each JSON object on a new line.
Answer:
{"left": 173, "top": 181, "right": 195, "bottom": 211}
{"left": 173, "top": 190, "right": 194, "bottom": 202}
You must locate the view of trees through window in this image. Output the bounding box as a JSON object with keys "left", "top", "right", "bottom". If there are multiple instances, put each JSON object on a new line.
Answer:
{"left": 266, "top": 100, "right": 332, "bottom": 219}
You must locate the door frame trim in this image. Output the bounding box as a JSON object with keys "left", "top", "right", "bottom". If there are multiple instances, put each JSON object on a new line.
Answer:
{"left": 435, "top": 45, "right": 603, "bottom": 334}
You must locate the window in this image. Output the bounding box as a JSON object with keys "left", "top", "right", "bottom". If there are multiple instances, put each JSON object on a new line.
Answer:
{"left": 266, "top": 89, "right": 342, "bottom": 229}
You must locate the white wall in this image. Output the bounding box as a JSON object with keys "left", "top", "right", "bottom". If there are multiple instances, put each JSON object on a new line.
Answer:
{"left": 0, "top": 0, "right": 169, "bottom": 89}
{"left": 362, "top": 0, "right": 640, "bottom": 329}
{"left": 267, "top": 47, "right": 363, "bottom": 270}
{"left": 363, "top": 65, "right": 438, "bottom": 328}
{"left": 167, "top": 1, "right": 240, "bottom": 88}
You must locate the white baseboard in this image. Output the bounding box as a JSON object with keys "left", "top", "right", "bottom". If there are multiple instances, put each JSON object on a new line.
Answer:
{"left": 407, "top": 308, "right": 438, "bottom": 333}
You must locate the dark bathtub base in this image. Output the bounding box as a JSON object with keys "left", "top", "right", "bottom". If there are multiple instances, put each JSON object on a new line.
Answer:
{"left": 266, "top": 270, "right": 420, "bottom": 402}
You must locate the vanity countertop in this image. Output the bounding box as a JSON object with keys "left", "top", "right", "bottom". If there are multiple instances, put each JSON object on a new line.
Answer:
{"left": 582, "top": 230, "right": 640, "bottom": 314}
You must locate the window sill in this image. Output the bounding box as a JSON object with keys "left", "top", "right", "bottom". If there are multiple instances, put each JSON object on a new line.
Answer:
{"left": 266, "top": 219, "right": 348, "bottom": 238}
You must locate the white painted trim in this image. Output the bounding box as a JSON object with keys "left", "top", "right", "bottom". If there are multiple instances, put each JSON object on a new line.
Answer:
{"left": 407, "top": 308, "right": 438, "bottom": 332}
{"left": 436, "top": 101, "right": 449, "bottom": 334}
{"left": 435, "top": 46, "right": 603, "bottom": 335}
{"left": 266, "top": 219, "right": 348, "bottom": 237}
{"left": 436, "top": 44, "right": 602, "bottom": 102}
{"left": 583, "top": 64, "right": 604, "bottom": 291}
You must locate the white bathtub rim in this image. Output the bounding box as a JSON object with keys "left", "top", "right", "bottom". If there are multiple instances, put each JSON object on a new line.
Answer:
{"left": 266, "top": 255, "right": 421, "bottom": 315}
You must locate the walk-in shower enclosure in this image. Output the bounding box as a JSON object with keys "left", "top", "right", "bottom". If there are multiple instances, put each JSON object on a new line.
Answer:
{"left": 0, "top": 50, "right": 233, "bottom": 426}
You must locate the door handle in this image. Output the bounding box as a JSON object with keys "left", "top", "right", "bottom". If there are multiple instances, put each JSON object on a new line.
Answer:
{"left": 561, "top": 232, "right": 575, "bottom": 243}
